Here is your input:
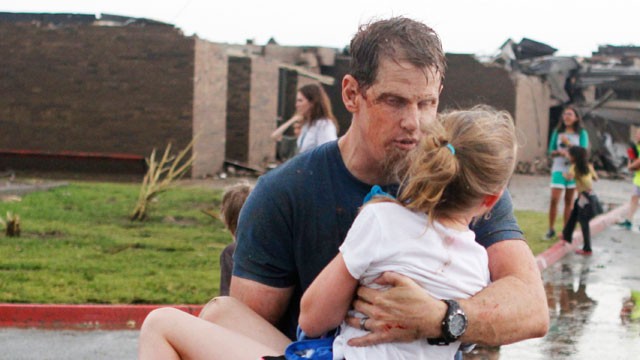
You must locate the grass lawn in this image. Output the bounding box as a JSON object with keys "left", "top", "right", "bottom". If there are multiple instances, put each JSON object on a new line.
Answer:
{"left": 0, "top": 182, "right": 229, "bottom": 304}
{"left": 0, "top": 181, "right": 551, "bottom": 305}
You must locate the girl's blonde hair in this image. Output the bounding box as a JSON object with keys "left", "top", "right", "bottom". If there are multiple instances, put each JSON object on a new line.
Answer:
{"left": 397, "top": 105, "right": 518, "bottom": 222}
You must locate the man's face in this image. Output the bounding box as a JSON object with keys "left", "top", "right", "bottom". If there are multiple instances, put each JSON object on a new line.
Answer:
{"left": 354, "top": 59, "right": 442, "bottom": 170}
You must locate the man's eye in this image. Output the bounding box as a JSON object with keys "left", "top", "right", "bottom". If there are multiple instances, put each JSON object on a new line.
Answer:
{"left": 386, "top": 97, "right": 403, "bottom": 106}
{"left": 419, "top": 99, "right": 437, "bottom": 109}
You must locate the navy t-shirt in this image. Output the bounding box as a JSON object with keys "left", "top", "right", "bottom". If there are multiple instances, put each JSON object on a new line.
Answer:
{"left": 233, "top": 140, "right": 523, "bottom": 340}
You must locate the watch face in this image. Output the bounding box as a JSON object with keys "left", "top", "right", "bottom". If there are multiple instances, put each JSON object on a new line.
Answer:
{"left": 449, "top": 313, "right": 467, "bottom": 337}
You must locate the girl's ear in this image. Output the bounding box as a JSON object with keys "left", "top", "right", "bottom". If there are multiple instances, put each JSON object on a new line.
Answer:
{"left": 482, "top": 189, "right": 505, "bottom": 209}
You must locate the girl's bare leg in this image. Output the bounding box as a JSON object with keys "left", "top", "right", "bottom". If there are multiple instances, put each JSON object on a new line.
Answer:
{"left": 139, "top": 307, "right": 289, "bottom": 360}
{"left": 548, "top": 188, "right": 563, "bottom": 231}
{"left": 199, "top": 296, "right": 292, "bottom": 348}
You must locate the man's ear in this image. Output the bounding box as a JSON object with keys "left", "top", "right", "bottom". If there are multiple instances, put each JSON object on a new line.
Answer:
{"left": 342, "top": 75, "right": 360, "bottom": 113}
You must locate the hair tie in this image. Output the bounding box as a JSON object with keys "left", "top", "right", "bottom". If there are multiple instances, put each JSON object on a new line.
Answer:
{"left": 446, "top": 143, "right": 455, "bottom": 155}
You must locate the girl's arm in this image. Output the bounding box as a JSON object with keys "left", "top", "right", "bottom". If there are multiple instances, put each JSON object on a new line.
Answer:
{"left": 579, "top": 129, "right": 590, "bottom": 148}
{"left": 589, "top": 164, "right": 599, "bottom": 181}
{"left": 548, "top": 130, "right": 559, "bottom": 155}
{"left": 564, "top": 166, "right": 575, "bottom": 180}
{"left": 299, "top": 253, "right": 359, "bottom": 337}
{"left": 270, "top": 114, "right": 302, "bottom": 141}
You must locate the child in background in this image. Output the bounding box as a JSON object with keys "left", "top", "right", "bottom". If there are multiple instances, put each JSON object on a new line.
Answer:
{"left": 218, "top": 183, "right": 252, "bottom": 296}
{"left": 562, "top": 146, "right": 600, "bottom": 255}
{"left": 616, "top": 128, "right": 640, "bottom": 230}
{"left": 545, "top": 105, "right": 589, "bottom": 240}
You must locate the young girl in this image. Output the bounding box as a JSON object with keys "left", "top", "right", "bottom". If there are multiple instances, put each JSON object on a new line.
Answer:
{"left": 545, "top": 105, "right": 589, "bottom": 240}
{"left": 561, "top": 146, "right": 600, "bottom": 255}
{"left": 137, "top": 106, "right": 518, "bottom": 360}
{"left": 218, "top": 183, "right": 252, "bottom": 296}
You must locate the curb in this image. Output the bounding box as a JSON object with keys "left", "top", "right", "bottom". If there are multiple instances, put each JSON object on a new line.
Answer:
{"left": 535, "top": 204, "right": 629, "bottom": 271}
{"left": 0, "top": 304, "right": 202, "bottom": 330}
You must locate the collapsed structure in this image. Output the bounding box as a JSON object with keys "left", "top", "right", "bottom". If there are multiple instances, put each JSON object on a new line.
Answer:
{"left": 0, "top": 13, "right": 637, "bottom": 178}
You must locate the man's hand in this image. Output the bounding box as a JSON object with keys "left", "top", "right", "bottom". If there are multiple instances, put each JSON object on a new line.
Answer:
{"left": 344, "top": 272, "right": 447, "bottom": 347}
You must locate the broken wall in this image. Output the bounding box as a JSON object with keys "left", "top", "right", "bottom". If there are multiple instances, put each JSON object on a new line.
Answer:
{"left": 225, "top": 56, "right": 280, "bottom": 169}
{"left": 0, "top": 20, "right": 195, "bottom": 173}
{"left": 193, "top": 39, "right": 227, "bottom": 178}
{"left": 513, "top": 73, "right": 551, "bottom": 164}
{"left": 441, "top": 54, "right": 551, "bottom": 166}
{"left": 248, "top": 57, "right": 280, "bottom": 167}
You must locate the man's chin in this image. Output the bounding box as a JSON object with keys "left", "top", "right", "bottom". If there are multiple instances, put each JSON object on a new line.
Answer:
{"left": 381, "top": 147, "right": 411, "bottom": 184}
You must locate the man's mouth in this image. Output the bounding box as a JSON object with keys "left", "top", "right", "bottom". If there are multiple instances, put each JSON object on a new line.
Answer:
{"left": 393, "top": 138, "right": 418, "bottom": 150}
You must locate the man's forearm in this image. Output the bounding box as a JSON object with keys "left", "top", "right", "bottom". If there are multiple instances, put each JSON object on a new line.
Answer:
{"left": 458, "top": 240, "right": 549, "bottom": 346}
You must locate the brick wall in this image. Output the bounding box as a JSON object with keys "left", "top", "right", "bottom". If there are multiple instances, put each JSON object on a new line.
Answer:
{"left": 440, "top": 54, "right": 516, "bottom": 114}
{"left": 225, "top": 56, "right": 251, "bottom": 164}
{"left": 0, "top": 20, "right": 195, "bottom": 173}
{"left": 248, "top": 57, "right": 279, "bottom": 167}
{"left": 192, "top": 39, "right": 227, "bottom": 177}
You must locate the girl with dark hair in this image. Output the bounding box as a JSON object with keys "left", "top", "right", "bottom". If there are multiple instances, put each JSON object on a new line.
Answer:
{"left": 561, "top": 146, "right": 600, "bottom": 255}
{"left": 545, "top": 104, "right": 589, "bottom": 240}
{"left": 295, "top": 84, "right": 338, "bottom": 153}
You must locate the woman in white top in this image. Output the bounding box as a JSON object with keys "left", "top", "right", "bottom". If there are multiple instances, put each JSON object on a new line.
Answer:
{"left": 294, "top": 83, "right": 339, "bottom": 154}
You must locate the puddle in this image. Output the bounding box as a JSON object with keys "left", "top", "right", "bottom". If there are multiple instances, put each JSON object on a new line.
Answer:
{"left": 464, "top": 229, "right": 640, "bottom": 359}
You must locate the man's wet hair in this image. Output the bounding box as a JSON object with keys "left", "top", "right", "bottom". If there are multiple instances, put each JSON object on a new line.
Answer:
{"left": 349, "top": 16, "right": 447, "bottom": 93}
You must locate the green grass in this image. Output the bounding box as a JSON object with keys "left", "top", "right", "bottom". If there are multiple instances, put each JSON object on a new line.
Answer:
{"left": 0, "top": 182, "right": 552, "bottom": 305}
{"left": 0, "top": 182, "right": 230, "bottom": 304}
{"left": 514, "top": 210, "right": 553, "bottom": 255}
{"left": 631, "top": 290, "right": 640, "bottom": 321}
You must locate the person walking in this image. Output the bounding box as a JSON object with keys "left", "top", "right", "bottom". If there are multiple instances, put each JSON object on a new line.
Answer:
{"left": 545, "top": 105, "right": 589, "bottom": 240}
{"left": 562, "top": 146, "right": 600, "bottom": 255}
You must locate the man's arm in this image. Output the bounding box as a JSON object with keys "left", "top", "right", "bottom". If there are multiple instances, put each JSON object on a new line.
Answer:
{"left": 459, "top": 239, "right": 549, "bottom": 345}
{"left": 345, "top": 240, "right": 548, "bottom": 346}
{"left": 230, "top": 276, "right": 294, "bottom": 326}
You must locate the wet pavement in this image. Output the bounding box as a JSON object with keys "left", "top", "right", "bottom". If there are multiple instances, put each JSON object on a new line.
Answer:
{"left": 468, "top": 226, "right": 640, "bottom": 359}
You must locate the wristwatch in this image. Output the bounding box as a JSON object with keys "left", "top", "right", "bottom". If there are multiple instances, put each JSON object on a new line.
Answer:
{"left": 427, "top": 299, "right": 468, "bottom": 345}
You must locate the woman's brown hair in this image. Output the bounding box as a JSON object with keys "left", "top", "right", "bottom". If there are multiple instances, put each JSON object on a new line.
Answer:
{"left": 298, "top": 83, "right": 339, "bottom": 132}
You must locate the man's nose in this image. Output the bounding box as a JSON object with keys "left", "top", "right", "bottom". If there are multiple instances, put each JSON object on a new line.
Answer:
{"left": 400, "top": 106, "right": 420, "bottom": 132}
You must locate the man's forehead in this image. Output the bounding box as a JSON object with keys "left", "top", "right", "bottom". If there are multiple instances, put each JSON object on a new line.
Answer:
{"left": 373, "top": 60, "right": 440, "bottom": 84}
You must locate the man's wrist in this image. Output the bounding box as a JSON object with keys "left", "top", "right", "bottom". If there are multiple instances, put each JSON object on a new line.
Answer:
{"left": 426, "top": 299, "right": 468, "bottom": 345}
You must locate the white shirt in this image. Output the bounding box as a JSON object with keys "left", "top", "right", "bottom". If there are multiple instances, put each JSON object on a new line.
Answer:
{"left": 333, "top": 202, "right": 490, "bottom": 360}
{"left": 297, "top": 118, "right": 337, "bottom": 154}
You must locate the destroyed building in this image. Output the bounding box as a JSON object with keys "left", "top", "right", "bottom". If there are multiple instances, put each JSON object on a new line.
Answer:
{"left": 489, "top": 39, "right": 640, "bottom": 175}
{"left": 1, "top": 13, "right": 638, "bottom": 178}
{"left": 0, "top": 12, "right": 344, "bottom": 177}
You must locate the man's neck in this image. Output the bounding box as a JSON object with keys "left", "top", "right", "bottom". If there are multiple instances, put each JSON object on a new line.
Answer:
{"left": 338, "top": 132, "right": 387, "bottom": 186}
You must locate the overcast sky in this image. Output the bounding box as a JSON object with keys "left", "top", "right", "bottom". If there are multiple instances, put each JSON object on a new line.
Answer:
{"left": 1, "top": 0, "right": 638, "bottom": 57}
